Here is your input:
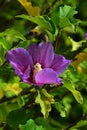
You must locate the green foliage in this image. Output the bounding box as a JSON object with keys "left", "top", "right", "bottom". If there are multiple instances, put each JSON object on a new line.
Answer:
{"left": 69, "top": 120, "right": 87, "bottom": 130}
{"left": 63, "top": 80, "right": 83, "bottom": 104}
{"left": 0, "top": 45, "right": 5, "bottom": 66}
{"left": 0, "top": 37, "right": 9, "bottom": 50}
{"left": 80, "top": 60, "right": 87, "bottom": 70}
{"left": 50, "top": 5, "right": 81, "bottom": 31}
{"left": 35, "top": 89, "right": 54, "bottom": 118}
{"left": 16, "top": 15, "right": 56, "bottom": 34}
{"left": 20, "top": 119, "right": 45, "bottom": 130}
{"left": 54, "top": 96, "right": 72, "bottom": 117}
{"left": 0, "top": 29, "right": 25, "bottom": 46}
{"left": 0, "top": 0, "right": 87, "bottom": 130}
{"left": 59, "top": 5, "right": 81, "bottom": 29}
{"left": 35, "top": 117, "right": 62, "bottom": 130}
{"left": 68, "top": 37, "right": 86, "bottom": 51}
{"left": 7, "top": 108, "right": 31, "bottom": 129}
{"left": 17, "top": 95, "right": 25, "bottom": 107}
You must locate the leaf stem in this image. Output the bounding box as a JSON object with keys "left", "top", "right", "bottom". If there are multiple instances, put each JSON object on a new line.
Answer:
{"left": 53, "top": 29, "right": 62, "bottom": 52}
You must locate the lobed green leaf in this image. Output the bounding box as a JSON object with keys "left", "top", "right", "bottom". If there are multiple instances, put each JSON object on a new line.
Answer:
{"left": 16, "top": 14, "right": 56, "bottom": 34}
{"left": 7, "top": 108, "right": 31, "bottom": 129}
{"left": 63, "top": 81, "right": 83, "bottom": 104}
{"left": 20, "top": 119, "right": 45, "bottom": 130}
{"left": 35, "top": 89, "right": 54, "bottom": 118}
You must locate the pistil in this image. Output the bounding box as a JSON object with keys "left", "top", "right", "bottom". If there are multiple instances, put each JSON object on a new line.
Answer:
{"left": 33, "top": 63, "right": 42, "bottom": 76}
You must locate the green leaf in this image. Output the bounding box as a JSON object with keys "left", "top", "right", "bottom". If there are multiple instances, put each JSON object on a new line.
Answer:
{"left": 0, "top": 37, "right": 9, "bottom": 50}
{"left": 16, "top": 14, "right": 56, "bottom": 34}
{"left": 0, "top": 104, "right": 8, "bottom": 122}
{"left": 59, "top": 5, "right": 81, "bottom": 29}
{"left": 20, "top": 119, "right": 45, "bottom": 130}
{"left": 0, "top": 29, "right": 26, "bottom": 49}
{"left": 60, "top": 5, "right": 77, "bottom": 18}
{"left": 69, "top": 120, "right": 87, "bottom": 130}
{"left": 68, "top": 37, "right": 86, "bottom": 51}
{"left": 82, "top": 96, "right": 87, "bottom": 114}
{"left": 54, "top": 102, "right": 66, "bottom": 117}
{"left": 17, "top": 95, "right": 25, "bottom": 108}
{"left": 49, "top": 9, "right": 60, "bottom": 27}
{"left": 7, "top": 108, "right": 31, "bottom": 129}
{"left": 80, "top": 60, "right": 87, "bottom": 70}
{"left": 35, "top": 117, "right": 62, "bottom": 130}
{"left": 0, "top": 46, "right": 5, "bottom": 66}
{"left": 72, "top": 91, "right": 83, "bottom": 104}
{"left": 59, "top": 17, "right": 71, "bottom": 28}
{"left": 43, "top": 16, "right": 56, "bottom": 34}
{"left": 0, "top": 29, "right": 26, "bottom": 41}
{"left": 63, "top": 81, "right": 83, "bottom": 104}
{"left": 35, "top": 89, "right": 54, "bottom": 118}
{"left": 54, "top": 96, "right": 72, "bottom": 118}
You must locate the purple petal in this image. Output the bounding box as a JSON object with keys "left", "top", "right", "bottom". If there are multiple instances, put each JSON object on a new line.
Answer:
{"left": 51, "top": 54, "right": 71, "bottom": 75}
{"left": 85, "top": 32, "right": 87, "bottom": 40}
{"left": 6, "top": 48, "right": 33, "bottom": 79}
{"left": 27, "top": 42, "right": 54, "bottom": 67}
{"left": 35, "top": 68, "right": 62, "bottom": 85}
{"left": 22, "top": 78, "right": 44, "bottom": 87}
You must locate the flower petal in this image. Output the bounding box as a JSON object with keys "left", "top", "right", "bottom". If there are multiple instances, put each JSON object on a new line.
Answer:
{"left": 22, "top": 78, "right": 44, "bottom": 87}
{"left": 51, "top": 54, "right": 71, "bottom": 75}
{"left": 35, "top": 68, "right": 62, "bottom": 85}
{"left": 27, "top": 42, "right": 54, "bottom": 67}
{"left": 6, "top": 48, "right": 33, "bottom": 79}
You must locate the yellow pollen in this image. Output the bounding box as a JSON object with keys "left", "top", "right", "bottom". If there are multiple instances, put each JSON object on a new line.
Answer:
{"left": 33, "top": 63, "right": 42, "bottom": 76}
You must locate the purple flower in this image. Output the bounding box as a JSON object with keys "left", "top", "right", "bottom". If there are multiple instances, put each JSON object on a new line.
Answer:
{"left": 85, "top": 33, "right": 87, "bottom": 40}
{"left": 6, "top": 42, "right": 71, "bottom": 86}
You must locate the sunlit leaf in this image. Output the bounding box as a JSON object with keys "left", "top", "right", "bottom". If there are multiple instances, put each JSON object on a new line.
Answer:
{"left": 35, "top": 89, "right": 54, "bottom": 118}
{"left": 18, "top": 0, "right": 40, "bottom": 16}
{"left": 20, "top": 119, "right": 45, "bottom": 130}
{"left": 5, "top": 83, "right": 22, "bottom": 96}
{"left": 16, "top": 14, "right": 56, "bottom": 34}
{"left": 68, "top": 37, "right": 86, "bottom": 51}
{"left": 72, "top": 90, "right": 83, "bottom": 104}
{"left": 63, "top": 81, "right": 83, "bottom": 104}
{"left": 0, "top": 37, "right": 9, "bottom": 50}
{"left": 54, "top": 102, "right": 66, "bottom": 117}
{"left": 59, "top": 5, "right": 81, "bottom": 30}
{"left": 0, "top": 46, "right": 5, "bottom": 66}
{"left": 0, "top": 29, "right": 26, "bottom": 44}
{"left": 59, "top": 17, "right": 71, "bottom": 28}
{"left": 0, "top": 89, "right": 4, "bottom": 99}
{"left": 17, "top": 94, "right": 25, "bottom": 107}
{"left": 60, "top": 5, "right": 77, "bottom": 18}
{"left": 50, "top": 5, "right": 81, "bottom": 30}
{"left": 69, "top": 120, "right": 87, "bottom": 130}
{"left": 54, "top": 97, "right": 72, "bottom": 118}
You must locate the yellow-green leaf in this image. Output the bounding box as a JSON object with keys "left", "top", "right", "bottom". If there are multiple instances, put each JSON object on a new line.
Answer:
{"left": 18, "top": 0, "right": 40, "bottom": 16}
{"left": 35, "top": 89, "right": 54, "bottom": 118}
{"left": 63, "top": 81, "right": 83, "bottom": 104}
{"left": 0, "top": 89, "right": 4, "bottom": 99}
{"left": 16, "top": 15, "right": 56, "bottom": 34}
{"left": 72, "top": 90, "right": 83, "bottom": 104}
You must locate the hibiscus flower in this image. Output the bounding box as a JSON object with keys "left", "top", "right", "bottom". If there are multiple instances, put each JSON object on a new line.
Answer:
{"left": 6, "top": 42, "right": 71, "bottom": 86}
